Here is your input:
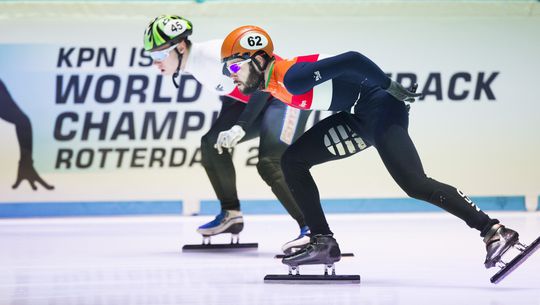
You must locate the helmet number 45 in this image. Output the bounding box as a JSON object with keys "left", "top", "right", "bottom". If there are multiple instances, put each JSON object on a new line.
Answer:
{"left": 169, "top": 21, "right": 184, "bottom": 32}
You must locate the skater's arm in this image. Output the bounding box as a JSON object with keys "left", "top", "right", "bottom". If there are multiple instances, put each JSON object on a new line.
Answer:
{"left": 235, "top": 90, "right": 271, "bottom": 130}
{"left": 214, "top": 91, "right": 271, "bottom": 154}
{"left": 283, "top": 51, "right": 420, "bottom": 102}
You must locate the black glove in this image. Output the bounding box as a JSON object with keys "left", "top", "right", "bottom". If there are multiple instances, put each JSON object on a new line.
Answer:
{"left": 386, "top": 81, "right": 421, "bottom": 102}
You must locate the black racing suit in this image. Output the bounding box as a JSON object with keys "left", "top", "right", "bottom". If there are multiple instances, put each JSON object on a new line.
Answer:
{"left": 279, "top": 51, "right": 498, "bottom": 236}
{"left": 201, "top": 91, "right": 310, "bottom": 228}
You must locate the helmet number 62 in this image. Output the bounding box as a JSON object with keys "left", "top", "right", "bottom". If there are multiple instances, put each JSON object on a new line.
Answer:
{"left": 247, "top": 36, "right": 263, "bottom": 47}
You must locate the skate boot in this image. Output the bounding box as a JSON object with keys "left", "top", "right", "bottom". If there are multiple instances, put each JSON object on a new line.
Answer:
{"left": 484, "top": 224, "right": 519, "bottom": 268}
{"left": 281, "top": 226, "right": 311, "bottom": 254}
{"left": 282, "top": 234, "right": 341, "bottom": 267}
{"left": 197, "top": 209, "right": 244, "bottom": 240}
{"left": 265, "top": 234, "right": 360, "bottom": 283}
{"left": 183, "top": 209, "right": 258, "bottom": 251}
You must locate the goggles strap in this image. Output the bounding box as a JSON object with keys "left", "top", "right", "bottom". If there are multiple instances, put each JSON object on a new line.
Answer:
{"left": 251, "top": 51, "right": 272, "bottom": 72}
{"left": 172, "top": 48, "right": 183, "bottom": 89}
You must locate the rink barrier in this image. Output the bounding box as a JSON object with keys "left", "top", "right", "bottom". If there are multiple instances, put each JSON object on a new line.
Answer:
{"left": 198, "top": 196, "right": 527, "bottom": 215}
{"left": 0, "top": 201, "right": 182, "bottom": 218}
{"left": 0, "top": 196, "right": 529, "bottom": 218}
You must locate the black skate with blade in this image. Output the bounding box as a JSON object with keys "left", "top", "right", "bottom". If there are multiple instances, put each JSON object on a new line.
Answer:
{"left": 484, "top": 224, "right": 520, "bottom": 268}
{"left": 182, "top": 223, "right": 258, "bottom": 252}
{"left": 489, "top": 235, "right": 540, "bottom": 284}
{"left": 264, "top": 234, "right": 360, "bottom": 284}
{"left": 274, "top": 253, "right": 355, "bottom": 259}
{"left": 274, "top": 233, "right": 355, "bottom": 258}
{"left": 483, "top": 224, "right": 540, "bottom": 283}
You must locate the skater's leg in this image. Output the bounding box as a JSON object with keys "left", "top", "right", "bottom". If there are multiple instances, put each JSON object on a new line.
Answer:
{"left": 257, "top": 98, "right": 311, "bottom": 228}
{"left": 200, "top": 97, "right": 245, "bottom": 211}
{"left": 372, "top": 98, "right": 498, "bottom": 234}
{"left": 198, "top": 97, "right": 257, "bottom": 236}
{"left": 281, "top": 112, "right": 371, "bottom": 236}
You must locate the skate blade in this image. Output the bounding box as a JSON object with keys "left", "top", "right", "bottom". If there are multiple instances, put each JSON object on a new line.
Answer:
{"left": 490, "top": 235, "right": 540, "bottom": 284}
{"left": 182, "top": 243, "right": 258, "bottom": 252}
{"left": 274, "top": 252, "right": 355, "bottom": 259}
{"left": 264, "top": 274, "right": 360, "bottom": 284}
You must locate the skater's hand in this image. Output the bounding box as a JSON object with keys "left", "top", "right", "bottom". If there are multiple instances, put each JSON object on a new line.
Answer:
{"left": 214, "top": 125, "right": 245, "bottom": 154}
{"left": 12, "top": 159, "right": 54, "bottom": 191}
{"left": 386, "top": 81, "right": 421, "bottom": 103}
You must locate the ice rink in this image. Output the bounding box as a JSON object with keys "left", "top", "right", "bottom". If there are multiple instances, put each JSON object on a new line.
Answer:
{"left": 1, "top": 211, "right": 539, "bottom": 305}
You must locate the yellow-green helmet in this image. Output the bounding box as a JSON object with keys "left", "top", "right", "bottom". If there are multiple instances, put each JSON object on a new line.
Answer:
{"left": 144, "top": 15, "right": 193, "bottom": 51}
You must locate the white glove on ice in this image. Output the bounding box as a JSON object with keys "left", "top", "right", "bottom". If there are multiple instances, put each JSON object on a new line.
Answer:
{"left": 214, "top": 125, "right": 246, "bottom": 154}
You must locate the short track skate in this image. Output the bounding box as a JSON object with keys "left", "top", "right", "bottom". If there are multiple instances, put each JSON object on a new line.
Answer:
{"left": 490, "top": 234, "right": 540, "bottom": 284}
{"left": 274, "top": 252, "right": 355, "bottom": 259}
{"left": 266, "top": 234, "right": 360, "bottom": 284}
{"left": 182, "top": 223, "right": 258, "bottom": 252}
{"left": 264, "top": 263, "right": 360, "bottom": 284}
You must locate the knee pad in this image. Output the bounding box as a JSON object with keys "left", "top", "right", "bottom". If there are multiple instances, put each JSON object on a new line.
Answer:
{"left": 257, "top": 157, "right": 283, "bottom": 186}
{"left": 424, "top": 180, "right": 462, "bottom": 207}
{"left": 398, "top": 174, "right": 434, "bottom": 201}
{"left": 200, "top": 132, "right": 222, "bottom": 168}
{"left": 199, "top": 134, "right": 211, "bottom": 162}
{"left": 200, "top": 133, "right": 214, "bottom": 151}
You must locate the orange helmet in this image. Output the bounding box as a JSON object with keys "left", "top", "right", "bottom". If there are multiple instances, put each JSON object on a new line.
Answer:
{"left": 221, "top": 25, "right": 274, "bottom": 62}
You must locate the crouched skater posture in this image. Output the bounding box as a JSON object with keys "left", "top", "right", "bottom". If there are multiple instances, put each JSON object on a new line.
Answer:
{"left": 144, "top": 16, "right": 311, "bottom": 252}
{"left": 220, "top": 25, "right": 521, "bottom": 271}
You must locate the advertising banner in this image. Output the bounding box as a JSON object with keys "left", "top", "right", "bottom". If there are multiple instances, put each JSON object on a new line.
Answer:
{"left": 0, "top": 2, "right": 538, "bottom": 215}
